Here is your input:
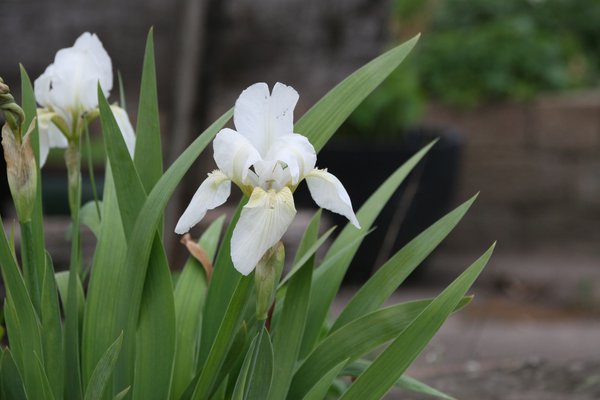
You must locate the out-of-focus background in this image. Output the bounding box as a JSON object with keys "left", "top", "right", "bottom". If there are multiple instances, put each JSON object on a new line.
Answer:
{"left": 1, "top": 0, "right": 599, "bottom": 398}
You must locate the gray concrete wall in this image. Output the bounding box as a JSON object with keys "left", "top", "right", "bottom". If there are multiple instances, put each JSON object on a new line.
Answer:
{"left": 424, "top": 91, "right": 600, "bottom": 253}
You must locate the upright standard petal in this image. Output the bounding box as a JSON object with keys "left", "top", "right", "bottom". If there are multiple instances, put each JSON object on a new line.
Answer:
{"left": 110, "top": 105, "right": 136, "bottom": 157}
{"left": 306, "top": 168, "right": 361, "bottom": 228}
{"left": 34, "top": 65, "right": 55, "bottom": 109}
{"left": 175, "top": 170, "right": 231, "bottom": 234}
{"left": 230, "top": 187, "right": 296, "bottom": 275}
{"left": 266, "top": 133, "right": 316, "bottom": 185}
{"left": 38, "top": 32, "right": 113, "bottom": 115}
{"left": 233, "top": 82, "right": 298, "bottom": 156}
{"left": 49, "top": 48, "right": 102, "bottom": 113}
{"left": 213, "top": 128, "right": 261, "bottom": 185}
{"left": 73, "top": 32, "right": 113, "bottom": 93}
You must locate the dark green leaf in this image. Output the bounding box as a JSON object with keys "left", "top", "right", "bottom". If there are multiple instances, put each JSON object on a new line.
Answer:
{"left": 134, "top": 28, "right": 163, "bottom": 193}
{"left": 84, "top": 333, "right": 123, "bottom": 400}
{"left": 301, "top": 142, "right": 434, "bottom": 356}
{"left": 332, "top": 195, "right": 477, "bottom": 331}
{"left": 296, "top": 35, "right": 419, "bottom": 152}
{"left": 339, "top": 245, "right": 495, "bottom": 400}
{"left": 289, "top": 296, "right": 472, "bottom": 399}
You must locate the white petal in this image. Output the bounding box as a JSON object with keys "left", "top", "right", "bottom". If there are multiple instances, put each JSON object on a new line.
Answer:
{"left": 230, "top": 187, "right": 296, "bottom": 275}
{"left": 37, "top": 109, "right": 68, "bottom": 167}
{"left": 49, "top": 49, "right": 101, "bottom": 112}
{"left": 233, "top": 82, "right": 298, "bottom": 156}
{"left": 175, "top": 170, "right": 231, "bottom": 234}
{"left": 213, "top": 128, "right": 261, "bottom": 184}
{"left": 38, "top": 33, "right": 112, "bottom": 114}
{"left": 254, "top": 160, "right": 292, "bottom": 191}
{"left": 266, "top": 133, "right": 316, "bottom": 184}
{"left": 110, "top": 105, "right": 136, "bottom": 157}
{"left": 34, "top": 65, "right": 55, "bottom": 109}
{"left": 306, "top": 169, "right": 361, "bottom": 228}
{"left": 73, "top": 33, "right": 113, "bottom": 94}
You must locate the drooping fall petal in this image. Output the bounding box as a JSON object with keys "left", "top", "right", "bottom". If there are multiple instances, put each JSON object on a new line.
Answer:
{"left": 37, "top": 109, "right": 68, "bottom": 166}
{"left": 230, "top": 186, "right": 296, "bottom": 275}
{"left": 175, "top": 170, "right": 232, "bottom": 234}
{"left": 306, "top": 168, "right": 361, "bottom": 228}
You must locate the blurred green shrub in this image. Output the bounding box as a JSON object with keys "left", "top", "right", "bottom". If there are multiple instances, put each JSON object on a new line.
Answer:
{"left": 419, "top": 0, "right": 599, "bottom": 107}
{"left": 346, "top": 0, "right": 600, "bottom": 135}
{"left": 344, "top": 62, "right": 425, "bottom": 137}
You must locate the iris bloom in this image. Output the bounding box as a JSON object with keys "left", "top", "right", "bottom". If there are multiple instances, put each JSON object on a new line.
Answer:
{"left": 176, "top": 83, "right": 360, "bottom": 275}
{"left": 34, "top": 32, "right": 135, "bottom": 165}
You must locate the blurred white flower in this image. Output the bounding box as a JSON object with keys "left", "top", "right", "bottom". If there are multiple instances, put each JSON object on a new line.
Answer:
{"left": 34, "top": 32, "right": 135, "bottom": 165}
{"left": 176, "top": 82, "right": 360, "bottom": 275}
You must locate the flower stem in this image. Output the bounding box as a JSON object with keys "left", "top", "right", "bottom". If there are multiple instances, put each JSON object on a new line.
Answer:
{"left": 64, "top": 140, "right": 84, "bottom": 397}
{"left": 65, "top": 142, "right": 81, "bottom": 219}
{"left": 65, "top": 141, "right": 82, "bottom": 276}
{"left": 84, "top": 125, "right": 101, "bottom": 219}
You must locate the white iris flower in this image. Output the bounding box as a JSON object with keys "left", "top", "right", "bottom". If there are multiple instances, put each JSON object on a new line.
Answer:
{"left": 34, "top": 32, "right": 135, "bottom": 165}
{"left": 176, "top": 82, "right": 360, "bottom": 275}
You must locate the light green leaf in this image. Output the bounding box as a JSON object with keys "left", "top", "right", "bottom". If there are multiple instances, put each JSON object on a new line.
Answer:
{"left": 84, "top": 333, "right": 123, "bottom": 400}
{"left": 301, "top": 141, "right": 434, "bottom": 356}
{"left": 277, "top": 225, "right": 335, "bottom": 289}
{"left": 34, "top": 353, "right": 55, "bottom": 400}
{"left": 296, "top": 35, "right": 419, "bottom": 152}
{"left": 55, "top": 271, "right": 84, "bottom": 321}
{"left": 82, "top": 169, "right": 128, "bottom": 389}
{"left": 118, "top": 71, "right": 126, "bottom": 110}
{"left": 268, "top": 211, "right": 320, "bottom": 400}
{"left": 332, "top": 195, "right": 478, "bottom": 331}
{"left": 113, "top": 386, "right": 130, "bottom": 400}
{"left": 41, "top": 253, "right": 64, "bottom": 400}
{"left": 197, "top": 200, "right": 245, "bottom": 368}
{"left": 191, "top": 276, "right": 253, "bottom": 399}
{"left": 98, "top": 87, "right": 146, "bottom": 239}
{"left": 301, "top": 359, "right": 348, "bottom": 400}
{"left": 1, "top": 348, "right": 26, "bottom": 400}
{"left": 134, "top": 28, "right": 163, "bottom": 193}
{"left": 288, "top": 296, "right": 472, "bottom": 399}
{"left": 100, "top": 86, "right": 176, "bottom": 394}
{"left": 339, "top": 244, "right": 495, "bottom": 400}
{"left": 0, "top": 215, "right": 45, "bottom": 398}
{"left": 344, "top": 360, "right": 456, "bottom": 400}
{"left": 231, "top": 336, "right": 255, "bottom": 400}
{"left": 3, "top": 300, "right": 22, "bottom": 372}
{"left": 131, "top": 238, "right": 176, "bottom": 400}
{"left": 172, "top": 216, "right": 225, "bottom": 400}
{"left": 116, "top": 110, "right": 232, "bottom": 387}
{"left": 232, "top": 328, "right": 273, "bottom": 400}
{"left": 19, "top": 66, "right": 46, "bottom": 315}
{"left": 80, "top": 201, "right": 103, "bottom": 238}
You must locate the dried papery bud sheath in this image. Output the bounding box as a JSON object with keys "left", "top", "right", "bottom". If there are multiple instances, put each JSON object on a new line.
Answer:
{"left": 64, "top": 142, "right": 81, "bottom": 216}
{"left": 2, "top": 120, "right": 37, "bottom": 222}
{"left": 255, "top": 241, "right": 285, "bottom": 321}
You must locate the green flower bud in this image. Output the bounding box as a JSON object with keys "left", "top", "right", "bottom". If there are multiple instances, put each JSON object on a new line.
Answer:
{"left": 255, "top": 241, "right": 285, "bottom": 321}
{"left": 0, "top": 77, "right": 25, "bottom": 136}
{"left": 2, "top": 120, "right": 37, "bottom": 222}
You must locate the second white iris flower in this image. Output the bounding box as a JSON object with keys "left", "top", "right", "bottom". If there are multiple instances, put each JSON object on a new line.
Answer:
{"left": 176, "top": 82, "right": 360, "bottom": 275}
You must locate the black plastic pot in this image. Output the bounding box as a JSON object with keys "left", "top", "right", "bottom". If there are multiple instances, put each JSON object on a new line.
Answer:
{"left": 297, "top": 126, "right": 463, "bottom": 284}
{"left": 41, "top": 170, "right": 105, "bottom": 215}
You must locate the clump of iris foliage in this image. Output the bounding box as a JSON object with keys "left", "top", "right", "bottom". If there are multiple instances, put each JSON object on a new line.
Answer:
{"left": 0, "top": 29, "right": 494, "bottom": 400}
